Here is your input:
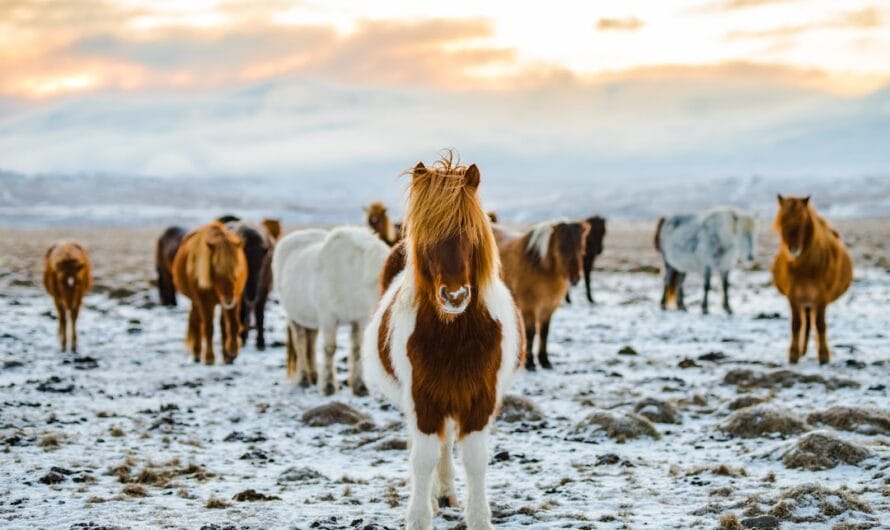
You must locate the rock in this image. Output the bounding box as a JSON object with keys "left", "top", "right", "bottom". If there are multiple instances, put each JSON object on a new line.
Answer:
{"left": 302, "top": 401, "right": 371, "bottom": 427}
{"left": 568, "top": 411, "right": 659, "bottom": 443}
{"left": 807, "top": 406, "right": 890, "bottom": 435}
{"left": 740, "top": 515, "right": 779, "bottom": 529}
{"left": 727, "top": 395, "right": 770, "bottom": 411}
{"left": 781, "top": 430, "right": 870, "bottom": 470}
{"left": 39, "top": 471, "right": 66, "bottom": 485}
{"left": 617, "top": 345, "right": 638, "bottom": 356}
{"left": 278, "top": 466, "right": 326, "bottom": 484}
{"left": 721, "top": 404, "right": 808, "bottom": 438}
{"left": 633, "top": 398, "right": 680, "bottom": 424}
{"left": 698, "top": 351, "right": 728, "bottom": 362}
{"left": 678, "top": 358, "right": 700, "bottom": 369}
{"left": 498, "top": 394, "right": 544, "bottom": 423}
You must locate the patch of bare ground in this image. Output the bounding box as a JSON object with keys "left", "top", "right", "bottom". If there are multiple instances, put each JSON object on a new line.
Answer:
{"left": 498, "top": 394, "right": 544, "bottom": 424}
{"left": 108, "top": 457, "right": 211, "bottom": 488}
{"left": 723, "top": 369, "right": 859, "bottom": 390}
{"left": 721, "top": 404, "right": 809, "bottom": 438}
{"left": 633, "top": 397, "right": 680, "bottom": 424}
{"left": 568, "top": 411, "right": 659, "bottom": 443}
{"left": 727, "top": 395, "right": 770, "bottom": 411}
{"left": 302, "top": 401, "right": 373, "bottom": 429}
{"left": 781, "top": 431, "right": 871, "bottom": 470}
{"left": 737, "top": 483, "right": 876, "bottom": 525}
{"left": 807, "top": 406, "right": 890, "bottom": 435}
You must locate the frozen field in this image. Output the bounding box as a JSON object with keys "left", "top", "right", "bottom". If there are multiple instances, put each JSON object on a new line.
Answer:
{"left": 1, "top": 222, "right": 888, "bottom": 530}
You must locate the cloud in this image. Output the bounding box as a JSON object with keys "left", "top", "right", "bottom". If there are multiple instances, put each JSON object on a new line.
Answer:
{"left": 699, "top": 0, "right": 796, "bottom": 12}
{"left": 726, "top": 6, "right": 884, "bottom": 40}
{"left": 595, "top": 17, "right": 644, "bottom": 31}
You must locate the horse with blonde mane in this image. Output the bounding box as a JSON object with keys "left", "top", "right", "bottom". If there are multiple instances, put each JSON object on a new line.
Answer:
{"left": 44, "top": 241, "right": 93, "bottom": 352}
{"left": 365, "top": 201, "right": 402, "bottom": 246}
{"left": 363, "top": 156, "right": 523, "bottom": 530}
{"left": 172, "top": 221, "right": 247, "bottom": 365}
{"left": 771, "top": 195, "right": 852, "bottom": 365}
{"left": 494, "top": 220, "right": 589, "bottom": 370}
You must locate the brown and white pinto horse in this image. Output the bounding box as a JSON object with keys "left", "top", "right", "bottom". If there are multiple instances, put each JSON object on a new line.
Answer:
{"left": 172, "top": 221, "right": 248, "bottom": 365}
{"left": 364, "top": 201, "right": 402, "bottom": 246}
{"left": 771, "top": 195, "right": 852, "bottom": 365}
{"left": 495, "top": 220, "right": 589, "bottom": 370}
{"left": 155, "top": 226, "right": 186, "bottom": 306}
{"left": 566, "top": 215, "right": 606, "bottom": 304}
{"left": 44, "top": 241, "right": 92, "bottom": 352}
{"left": 363, "top": 156, "right": 523, "bottom": 530}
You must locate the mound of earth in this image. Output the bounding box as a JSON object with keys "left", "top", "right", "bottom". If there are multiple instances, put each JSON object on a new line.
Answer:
{"left": 568, "top": 411, "right": 659, "bottom": 443}
{"left": 633, "top": 398, "right": 680, "bottom": 424}
{"left": 302, "top": 402, "right": 372, "bottom": 428}
{"left": 723, "top": 369, "right": 859, "bottom": 390}
{"left": 727, "top": 395, "right": 770, "bottom": 411}
{"left": 781, "top": 431, "right": 871, "bottom": 470}
{"left": 740, "top": 483, "right": 876, "bottom": 525}
{"left": 498, "top": 394, "right": 544, "bottom": 423}
{"left": 721, "top": 404, "right": 809, "bottom": 438}
{"left": 807, "top": 406, "right": 890, "bottom": 435}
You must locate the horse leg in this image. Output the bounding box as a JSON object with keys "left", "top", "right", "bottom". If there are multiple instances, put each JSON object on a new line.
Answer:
{"left": 198, "top": 299, "right": 215, "bottom": 365}
{"left": 349, "top": 322, "right": 368, "bottom": 396}
{"left": 538, "top": 316, "right": 553, "bottom": 370}
{"left": 288, "top": 322, "right": 310, "bottom": 387}
{"left": 54, "top": 299, "right": 67, "bottom": 352}
{"left": 584, "top": 255, "right": 595, "bottom": 304}
{"left": 720, "top": 271, "right": 732, "bottom": 314}
{"left": 239, "top": 300, "right": 250, "bottom": 347}
{"left": 187, "top": 305, "right": 201, "bottom": 362}
{"left": 815, "top": 304, "right": 830, "bottom": 365}
{"left": 406, "top": 429, "right": 440, "bottom": 530}
{"left": 788, "top": 299, "right": 802, "bottom": 364}
{"left": 69, "top": 300, "right": 80, "bottom": 354}
{"left": 660, "top": 265, "right": 674, "bottom": 310}
{"left": 564, "top": 287, "right": 571, "bottom": 304}
{"left": 434, "top": 422, "right": 457, "bottom": 509}
{"left": 676, "top": 272, "right": 688, "bottom": 311}
{"left": 523, "top": 312, "right": 537, "bottom": 371}
{"left": 223, "top": 306, "right": 240, "bottom": 364}
{"left": 254, "top": 296, "right": 267, "bottom": 350}
{"left": 461, "top": 429, "right": 492, "bottom": 530}
{"left": 701, "top": 266, "right": 711, "bottom": 314}
{"left": 306, "top": 328, "right": 319, "bottom": 385}
{"left": 799, "top": 306, "right": 811, "bottom": 358}
{"left": 321, "top": 327, "right": 337, "bottom": 395}
{"left": 285, "top": 321, "right": 297, "bottom": 379}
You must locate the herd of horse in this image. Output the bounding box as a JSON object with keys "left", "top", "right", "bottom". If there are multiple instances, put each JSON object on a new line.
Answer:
{"left": 40, "top": 156, "right": 853, "bottom": 530}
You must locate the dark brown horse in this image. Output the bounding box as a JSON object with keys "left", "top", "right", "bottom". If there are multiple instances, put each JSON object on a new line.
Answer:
{"left": 155, "top": 226, "right": 186, "bottom": 306}
{"left": 566, "top": 215, "right": 606, "bottom": 304}
{"left": 771, "top": 195, "right": 852, "bottom": 365}
{"left": 364, "top": 201, "right": 401, "bottom": 246}
{"left": 225, "top": 221, "right": 275, "bottom": 350}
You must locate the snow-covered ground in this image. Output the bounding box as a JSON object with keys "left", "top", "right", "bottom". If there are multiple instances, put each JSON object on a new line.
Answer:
{"left": 1, "top": 227, "right": 889, "bottom": 529}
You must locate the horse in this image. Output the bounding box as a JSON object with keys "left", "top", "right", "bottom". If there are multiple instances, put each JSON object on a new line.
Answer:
{"left": 224, "top": 220, "right": 275, "bottom": 350}
{"left": 486, "top": 211, "right": 498, "bottom": 224}
{"left": 654, "top": 207, "right": 757, "bottom": 314}
{"left": 365, "top": 201, "right": 402, "bottom": 246}
{"left": 494, "top": 220, "right": 589, "bottom": 371}
{"left": 771, "top": 195, "right": 852, "bottom": 365}
{"left": 155, "top": 226, "right": 186, "bottom": 306}
{"left": 172, "top": 221, "right": 247, "bottom": 365}
{"left": 363, "top": 156, "right": 523, "bottom": 530}
{"left": 273, "top": 226, "right": 389, "bottom": 395}
{"left": 566, "top": 215, "right": 606, "bottom": 304}
{"left": 43, "top": 241, "right": 92, "bottom": 352}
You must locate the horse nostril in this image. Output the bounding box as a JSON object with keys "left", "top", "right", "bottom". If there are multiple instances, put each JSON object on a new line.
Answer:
{"left": 439, "top": 286, "right": 448, "bottom": 301}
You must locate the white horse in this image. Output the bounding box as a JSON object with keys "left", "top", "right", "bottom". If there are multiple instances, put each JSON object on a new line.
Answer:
{"left": 272, "top": 226, "right": 390, "bottom": 395}
{"left": 655, "top": 207, "right": 757, "bottom": 314}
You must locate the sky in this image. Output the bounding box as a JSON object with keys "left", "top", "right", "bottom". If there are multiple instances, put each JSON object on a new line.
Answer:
{"left": 0, "top": 0, "right": 888, "bottom": 183}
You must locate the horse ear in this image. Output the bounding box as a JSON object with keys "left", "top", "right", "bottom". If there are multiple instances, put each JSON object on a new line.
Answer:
{"left": 777, "top": 194, "right": 784, "bottom": 204}
{"left": 802, "top": 196, "right": 810, "bottom": 206}
{"left": 412, "top": 162, "right": 426, "bottom": 180}
{"left": 464, "top": 164, "right": 480, "bottom": 189}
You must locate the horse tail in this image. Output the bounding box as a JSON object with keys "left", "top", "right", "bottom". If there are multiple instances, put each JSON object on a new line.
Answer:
{"left": 654, "top": 217, "right": 666, "bottom": 252}
{"left": 665, "top": 269, "right": 678, "bottom": 305}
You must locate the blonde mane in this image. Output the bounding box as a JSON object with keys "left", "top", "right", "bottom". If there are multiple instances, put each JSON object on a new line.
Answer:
{"left": 526, "top": 221, "right": 555, "bottom": 260}
{"left": 189, "top": 222, "right": 242, "bottom": 290}
{"left": 405, "top": 152, "right": 498, "bottom": 286}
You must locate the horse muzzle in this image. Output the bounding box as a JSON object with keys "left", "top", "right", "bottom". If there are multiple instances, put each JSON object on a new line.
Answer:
{"left": 438, "top": 285, "right": 471, "bottom": 315}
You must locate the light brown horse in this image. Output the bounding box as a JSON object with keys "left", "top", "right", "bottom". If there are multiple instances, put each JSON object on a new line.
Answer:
{"left": 172, "top": 221, "right": 248, "bottom": 365}
{"left": 495, "top": 220, "right": 589, "bottom": 370}
{"left": 363, "top": 155, "right": 524, "bottom": 529}
{"left": 771, "top": 195, "right": 852, "bottom": 365}
{"left": 44, "top": 241, "right": 92, "bottom": 352}
{"left": 364, "top": 201, "right": 402, "bottom": 246}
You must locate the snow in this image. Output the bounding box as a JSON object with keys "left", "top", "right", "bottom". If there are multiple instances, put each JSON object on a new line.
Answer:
{"left": 1, "top": 261, "right": 889, "bottom": 529}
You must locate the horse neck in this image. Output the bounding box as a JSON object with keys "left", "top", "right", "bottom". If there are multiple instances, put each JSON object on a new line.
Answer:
{"left": 382, "top": 215, "right": 397, "bottom": 244}
{"left": 525, "top": 234, "right": 557, "bottom": 273}
{"left": 791, "top": 211, "right": 831, "bottom": 265}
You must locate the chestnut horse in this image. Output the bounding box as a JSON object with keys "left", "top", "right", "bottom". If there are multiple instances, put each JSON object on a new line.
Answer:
{"left": 155, "top": 226, "right": 186, "bottom": 306}
{"left": 771, "top": 195, "right": 852, "bottom": 365}
{"left": 495, "top": 220, "right": 589, "bottom": 370}
{"left": 363, "top": 156, "right": 523, "bottom": 530}
{"left": 365, "top": 201, "right": 402, "bottom": 246}
{"left": 566, "top": 215, "right": 606, "bottom": 304}
{"left": 172, "top": 221, "right": 247, "bottom": 365}
{"left": 44, "top": 241, "right": 92, "bottom": 352}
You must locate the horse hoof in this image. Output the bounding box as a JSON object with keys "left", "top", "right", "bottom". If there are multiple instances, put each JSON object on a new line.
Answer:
{"left": 525, "top": 363, "right": 536, "bottom": 372}
{"left": 353, "top": 382, "right": 369, "bottom": 397}
{"left": 223, "top": 356, "right": 236, "bottom": 365}
{"left": 323, "top": 382, "right": 335, "bottom": 396}
{"left": 540, "top": 361, "right": 553, "bottom": 370}
{"left": 298, "top": 377, "right": 311, "bottom": 389}
{"left": 438, "top": 495, "right": 457, "bottom": 508}
{"left": 256, "top": 342, "right": 265, "bottom": 351}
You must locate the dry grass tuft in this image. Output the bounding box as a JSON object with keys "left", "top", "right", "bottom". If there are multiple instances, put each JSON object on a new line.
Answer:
{"left": 716, "top": 514, "right": 743, "bottom": 530}
{"left": 569, "top": 411, "right": 659, "bottom": 443}
{"left": 721, "top": 404, "right": 808, "bottom": 438}
{"left": 807, "top": 406, "right": 890, "bottom": 435}
{"left": 782, "top": 431, "right": 870, "bottom": 470}
{"left": 205, "top": 496, "right": 231, "bottom": 509}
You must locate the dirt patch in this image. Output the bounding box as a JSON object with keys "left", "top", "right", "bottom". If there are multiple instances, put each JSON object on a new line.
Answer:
{"left": 568, "top": 411, "right": 659, "bottom": 443}
{"left": 278, "top": 466, "right": 326, "bottom": 484}
{"left": 807, "top": 406, "right": 890, "bottom": 435}
{"left": 728, "top": 395, "right": 770, "bottom": 411}
{"left": 724, "top": 369, "right": 859, "bottom": 390}
{"left": 781, "top": 431, "right": 871, "bottom": 471}
{"left": 633, "top": 398, "right": 680, "bottom": 424}
{"left": 302, "top": 401, "right": 372, "bottom": 428}
{"left": 205, "top": 497, "right": 231, "bottom": 509}
{"left": 498, "top": 394, "right": 544, "bottom": 423}
{"left": 232, "top": 489, "right": 280, "bottom": 502}
{"left": 721, "top": 404, "right": 809, "bottom": 438}
{"left": 742, "top": 483, "right": 876, "bottom": 525}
